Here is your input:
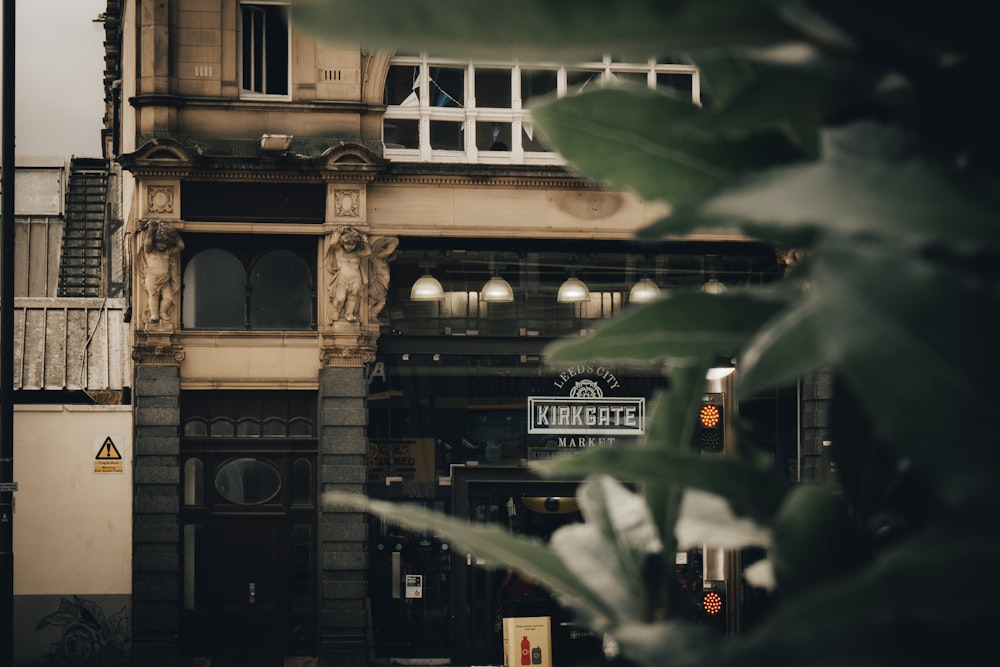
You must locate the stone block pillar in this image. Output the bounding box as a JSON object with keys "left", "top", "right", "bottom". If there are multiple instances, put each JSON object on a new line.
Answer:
{"left": 318, "top": 365, "right": 370, "bottom": 667}
{"left": 131, "top": 362, "right": 182, "bottom": 667}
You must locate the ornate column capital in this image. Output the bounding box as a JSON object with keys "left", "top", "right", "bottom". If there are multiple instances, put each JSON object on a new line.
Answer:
{"left": 133, "top": 331, "right": 185, "bottom": 366}
{"left": 319, "top": 323, "right": 380, "bottom": 367}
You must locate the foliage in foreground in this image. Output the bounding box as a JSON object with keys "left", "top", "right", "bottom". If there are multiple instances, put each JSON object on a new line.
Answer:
{"left": 295, "top": 1, "right": 1000, "bottom": 664}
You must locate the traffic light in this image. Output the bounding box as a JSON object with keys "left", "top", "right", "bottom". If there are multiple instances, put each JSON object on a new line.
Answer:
{"left": 699, "top": 588, "right": 727, "bottom": 633}
{"left": 694, "top": 393, "right": 725, "bottom": 454}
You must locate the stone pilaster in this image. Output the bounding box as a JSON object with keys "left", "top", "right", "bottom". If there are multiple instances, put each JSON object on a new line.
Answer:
{"left": 132, "top": 362, "right": 182, "bottom": 667}
{"left": 318, "top": 366, "right": 370, "bottom": 667}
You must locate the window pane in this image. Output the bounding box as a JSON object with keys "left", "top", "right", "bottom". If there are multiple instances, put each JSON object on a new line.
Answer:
{"left": 385, "top": 119, "right": 420, "bottom": 149}
{"left": 183, "top": 249, "right": 247, "bottom": 329}
{"left": 522, "top": 121, "right": 549, "bottom": 152}
{"left": 385, "top": 65, "right": 419, "bottom": 105}
{"left": 241, "top": 6, "right": 257, "bottom": 91}
{"left": 292, "top": 458, "right": 312, "bottom": 505}
{"left": 612, "top": 70, "right": 648, "bottom": 87}
{"left": 263, "top": 416, "right": 286, "bottom": 437}
{"left": 184, "top": 417, "right": 208, "bottom": 437}
{"left": 215, "top": 457, "right": 282, "bottom": 505}
{"left": 210, "top": 416, "right": 235, "bottom": 437}
{"left": 184, "top": 458, "right": 204, "bottom": 506}
{"left": 429, "top": 67, "right": 464, "bottom": 107}
{"left": 263, "top": 5, "right": 289, "bottom": 95}
{"left": 567, "top": 69, "right": 601, "bottom": 92}
{"left": 236, "top": 416, "right": 262, "bottom": 437}
{"left": 656, "top": 71, "right": 693, "bottom": 97}
{"left": 521, "top": 69, "right": 558, "bottom": 105}
{"left": 474, "top": 68, "right": 511, "bottom": 108}
{"left": 477, "top": 122, "right": 511, "bottom": 151}
{"left": 241, "top": 4, "right": 289, "bottom": 95}
{"left": 289, "top": 417, "right": 314, "bottom": 437}
{"left": 249, "top": 249, "right": 313, "bottom": 329}
{"left": 430, "top": 120, "right": 463, "bottom": 150}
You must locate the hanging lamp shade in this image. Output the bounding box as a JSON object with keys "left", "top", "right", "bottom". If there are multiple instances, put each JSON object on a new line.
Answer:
{"left": 557, "top": 277, "right": 590, "bottom": 303}
{"left": 629, "top": 278, "right": 661, "bottom": 304}
{"left": 410, "top": 274, "right": 445, "bottom": 301}
{"left": 702, "top": 278, "right": 727, "bottom": 294}
{"left": 480, "top": 276, "right": 514, "bottom": 303}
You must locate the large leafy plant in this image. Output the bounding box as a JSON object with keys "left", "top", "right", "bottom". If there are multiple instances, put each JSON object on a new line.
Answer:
{"left": 294, "top": 1, "right": 1000, "bottom": 664}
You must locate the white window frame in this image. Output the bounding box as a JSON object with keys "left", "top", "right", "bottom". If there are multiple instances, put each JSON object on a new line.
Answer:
{"left": 383, "top": 55, "right": 700, "bottom": 165}
{"left": 239, "top": 1, "right": 292, "bottom": 100}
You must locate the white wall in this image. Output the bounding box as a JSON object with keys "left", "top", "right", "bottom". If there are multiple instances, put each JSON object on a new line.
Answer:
{"left": 13, "top": 404, "right": 133, "bottom": 595}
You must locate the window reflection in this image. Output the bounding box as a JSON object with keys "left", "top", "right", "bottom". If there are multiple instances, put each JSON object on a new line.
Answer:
{"left": 182, "top": 249, "right": 247, "bottom": 328}
{"left": 215, "top": 457, "right": 282, "bottom": 505}
{"left": 182, "top": 239, "right": 315, "bottom": 331}
{"left": 292, "top": 458, "right": 312, "bottom": 506}
{"left": 183, "top": 458, "right": 204, "bottom": 506}
{"left": 250, "top": 249, "right": 313, "bottom": 329}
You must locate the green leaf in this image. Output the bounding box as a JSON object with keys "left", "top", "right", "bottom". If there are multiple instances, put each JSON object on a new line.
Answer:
{"left": 530, "top": 86, "right": 804, "bottom": 204}
{"left": 291, "top": 0, "right": 794, "bottom": 61}
{"left": 538, "top": 445, "right": 789, "bottom": 524}
{"left": 721, "top": 533, "right": 1000, "bottom": 664}
{"left": 673, "top": 488, "right": 773, "bottom": 551}
{"left": 739, "top": 240, "right": 1000, "bottom": 506}
{"left": 544, "top": 289, "right": 791, "bottom": 366}
{"left": 641, "top": 160, "right": 1000, "bottom": 253}
{"left": 549, "top": 476, "right": 665, "bottom": 626}
{"left": 769, "top": 485, "right": 863, "bottom": 596}
{"left": 640, "top": 365, "right": 711, "bottom": 546}
{"left": 692, "top": 49, "right": 870, "bottom": 137}
{"left": 324, "top": 491, "right": 621, "bottom": 626}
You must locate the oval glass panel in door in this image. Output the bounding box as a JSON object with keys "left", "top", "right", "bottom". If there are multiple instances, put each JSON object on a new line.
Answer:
{"left": 215, "top": 457, "right": 282, "bottom": 505}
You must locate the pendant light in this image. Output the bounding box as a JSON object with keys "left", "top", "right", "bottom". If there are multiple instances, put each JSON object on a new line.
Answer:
{"left": 480, "top": 275, "right": 514, "bottom": 302}
{"left": 557, "top": 276, "right": 590, "bottom": 303}
{"left": 629, "top": 278, "right": 661, "bottom": 304}
{"left": 701, "top": 278, "right": 727, "bottom": 294}
{"left": 410, "top": 274, "right": 445, "bottom": 301}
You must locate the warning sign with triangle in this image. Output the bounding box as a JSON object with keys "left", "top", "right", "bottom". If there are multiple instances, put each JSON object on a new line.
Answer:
{"left": 96, "top": 437, "right": 123, "bottom": 460}
{"left": 94, "top": 435, "right": 124, "bottom": 473}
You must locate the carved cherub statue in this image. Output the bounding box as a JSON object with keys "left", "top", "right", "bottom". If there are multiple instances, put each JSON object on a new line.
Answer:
{"left": 326, "top": 226, "right": 372, "bottom": 323}
{"left": 138, "top": 220, "right": 184, "bottom": 327}
{"left": 368, "top": 236, "right": 399, "bottom": 322}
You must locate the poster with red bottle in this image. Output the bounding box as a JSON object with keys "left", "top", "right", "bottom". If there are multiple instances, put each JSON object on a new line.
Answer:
{"left": 502, "top": 616, "right": 551, "bottom": 667}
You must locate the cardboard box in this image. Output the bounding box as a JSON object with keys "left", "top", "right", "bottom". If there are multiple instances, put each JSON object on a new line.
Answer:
{"left": 502, "top": 616, "right": 552, "bottom": 667}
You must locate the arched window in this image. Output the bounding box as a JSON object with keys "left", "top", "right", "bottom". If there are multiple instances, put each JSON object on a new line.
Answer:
{"left": 249, "top": 249, "right": 313, "bottom": 329}
{"left": 181, "top": 237, "right": 316, "bottom": 330}
{"left": 182, "top": 249, "right": 247, "bottom": 329}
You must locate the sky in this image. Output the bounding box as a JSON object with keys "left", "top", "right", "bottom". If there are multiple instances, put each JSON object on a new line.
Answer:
{"left": 3, "top": 0, "right": 107, "bottom": 158}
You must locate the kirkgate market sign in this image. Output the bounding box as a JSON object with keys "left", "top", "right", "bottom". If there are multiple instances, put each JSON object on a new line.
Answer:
{"left": 528, "top": 365, "right": 645, "bottom": 446}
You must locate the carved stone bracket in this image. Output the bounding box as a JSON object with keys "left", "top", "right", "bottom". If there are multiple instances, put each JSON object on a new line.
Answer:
{"left": 133, "top": 331, "right": 185, "bottom": 366}
{"left": 320, "top": 323, "right": 381, "bottom": 367}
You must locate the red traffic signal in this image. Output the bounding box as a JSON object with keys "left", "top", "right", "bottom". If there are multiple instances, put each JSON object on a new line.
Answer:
{"left": 701, "top": 591, "right": 723, "bottom": 616}
{"left": 694, "top": 394, "right": 725, "bottom": 453}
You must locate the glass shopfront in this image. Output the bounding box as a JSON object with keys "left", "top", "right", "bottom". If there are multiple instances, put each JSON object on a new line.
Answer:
{"left": 363, "top": 237, "right": 792, "bottom": 664}
{"left": 366, "top": 352, "right": 663, "bottom": 665}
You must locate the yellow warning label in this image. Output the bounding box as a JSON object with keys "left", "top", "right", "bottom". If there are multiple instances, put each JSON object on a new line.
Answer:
{"left": 96, "top": 437, "right": 122, "bottom": 460}
{"left": 94, "top": 436, "right": 124, "bottom": 473}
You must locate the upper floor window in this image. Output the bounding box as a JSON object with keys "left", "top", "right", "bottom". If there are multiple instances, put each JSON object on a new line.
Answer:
{"left": 383, "top": 54, "right": 699, "bottom": 165}
{"left": 240, "top": 2, "right": 290, "bottom": 98}
{"left": 182, "top": 235, "right": 316, "bottom": 330}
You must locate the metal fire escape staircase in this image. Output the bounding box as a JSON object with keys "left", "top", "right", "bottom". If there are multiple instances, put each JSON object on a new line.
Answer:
{"left": 58, "top": 158, "right": 110, "bottom": 297}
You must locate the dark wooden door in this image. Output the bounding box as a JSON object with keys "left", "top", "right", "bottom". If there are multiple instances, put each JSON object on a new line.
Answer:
{"left": 207, "top": 515, "right": 289, "bottom": 667}
{"left": 206, "top": 515, "right": 288, "bottom": 667}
